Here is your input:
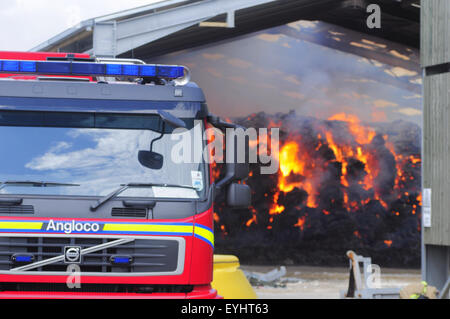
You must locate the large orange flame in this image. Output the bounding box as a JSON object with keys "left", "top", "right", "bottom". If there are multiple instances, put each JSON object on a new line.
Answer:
{"left": 264, "top": 112, "right": 421, "bottom": 229}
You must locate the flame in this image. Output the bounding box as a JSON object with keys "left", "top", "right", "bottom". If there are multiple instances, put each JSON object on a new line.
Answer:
{"left": 410, "top": 155, "right": 421, "bottom": 164}
{"left": 279, "top": 142, "right": 304, "bottom": 184}
{"left": 416, "top": 193, "right": 422, "bottom": 206}
{"left": 375, "top": 194, "right": 389, "bottom": 210}
{"left": 276, "top": 141, "right": 318, "bottom": 208}
{"left": 294, "top": 216, "right": 306, "bottom": 231}
{"left": 220, "top": 224, "right": 228, "bottom": 236}
{"left": 384, "top": 240, "right": 393, "bottom": 247}
{"left": 246, "top": 206, "right": 258, "bottom": 226}
{"left": 328, "top": 113, "right": 376, "bottom": 145}
{"left": 271, "top": 113, "right": 382, "bottom": 213}
{"left": 269, "top": 192, "right": 285, "bottom": 215}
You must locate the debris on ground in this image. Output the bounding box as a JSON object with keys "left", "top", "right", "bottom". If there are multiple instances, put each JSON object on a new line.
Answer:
{"left": 243, "top": 266, "right": 301, "bottom": 288}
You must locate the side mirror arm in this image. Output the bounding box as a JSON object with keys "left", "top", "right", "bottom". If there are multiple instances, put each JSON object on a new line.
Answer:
{"left": 207, "top": 114, "right": 244, "bottom": 131}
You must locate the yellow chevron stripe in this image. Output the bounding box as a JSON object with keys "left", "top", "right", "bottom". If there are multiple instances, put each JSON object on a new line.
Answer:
{"left": 194, "top": 226, "right": 214, "bottom": 246}
{"left": 0, "top": 221, "right": 43, "bottom": 230}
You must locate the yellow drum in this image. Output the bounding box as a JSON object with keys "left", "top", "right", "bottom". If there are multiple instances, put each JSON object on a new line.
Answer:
{"left": 212, "top": 255, "right": 258, "bottom": 299}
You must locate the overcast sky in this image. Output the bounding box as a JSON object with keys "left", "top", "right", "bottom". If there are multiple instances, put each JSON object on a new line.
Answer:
{"left": 0, "top": 0, "right": 164, "bottom": 51}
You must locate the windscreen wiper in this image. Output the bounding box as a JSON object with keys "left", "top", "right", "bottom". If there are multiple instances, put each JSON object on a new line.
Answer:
{"left": 0, "top": 180, "right": 80, "bottom": 190}
{"left": 91, "top": 183, "right": 198, "bottom": 212}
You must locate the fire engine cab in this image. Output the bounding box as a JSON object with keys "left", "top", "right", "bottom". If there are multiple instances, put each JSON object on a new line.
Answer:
{"left": 0, "top": 52, "right": 251, "bottom": 299}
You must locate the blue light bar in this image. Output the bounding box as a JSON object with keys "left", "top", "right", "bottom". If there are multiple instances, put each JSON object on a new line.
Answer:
{"left": 20, "top": 61, "right": 37, "bottom": 72}
{"left": 141, "top": 65, "right": 157, "bottom": 77}
{"left": 3, "top": 60, "right": 19, "bottom": 72}
{"left": 157, "top": 65, "right": 184, "bottom": 78}
{"left": 106, "top": 64, "right": 122, "bottom": 76}
{"left": 38, "top": 61, "right": 71, "bottom": 74}
{"left": 122, "top": 64, "right": 139, "bottom": 76}
{"left": 0, "top": 59, "right": 187, "bottom": 81}
{"left": 72, "top": 62, "right": 104, "bottom": 75}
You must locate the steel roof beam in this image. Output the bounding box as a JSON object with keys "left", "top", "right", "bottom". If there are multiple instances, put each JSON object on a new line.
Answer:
{"left": 92, "top": 0, "right": 277, "bottom": 57}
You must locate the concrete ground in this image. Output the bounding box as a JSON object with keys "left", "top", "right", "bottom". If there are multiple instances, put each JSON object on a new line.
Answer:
{"left": 240, "top": 265, "right": 421, "bottom": 299}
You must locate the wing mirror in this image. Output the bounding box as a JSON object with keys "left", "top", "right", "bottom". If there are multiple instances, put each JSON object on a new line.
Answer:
{"left": 138, "top": 151, "right": 164, "bottom": 170}
{"left": 213, "top": 116, "right": 250, "bottom": 190}
{"left": 227, "top": 183, "right": 251, "bottom": 209}
{"left": 138, "top": 110, "right": 185, "bottom": 170}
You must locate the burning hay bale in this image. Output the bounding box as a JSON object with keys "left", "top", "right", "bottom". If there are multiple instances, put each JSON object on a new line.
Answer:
{"left": 214, "top": 111, "right": 421, "bottom": 267}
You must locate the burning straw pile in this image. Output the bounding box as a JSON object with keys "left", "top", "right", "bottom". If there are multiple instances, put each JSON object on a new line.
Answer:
{"left": 213, "top": 111, "right": 421, "bottom": 267}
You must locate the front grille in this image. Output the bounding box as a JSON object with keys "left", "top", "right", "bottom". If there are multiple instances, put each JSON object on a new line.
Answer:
{"left": 0, "top": 237, "right": 179, "bottom": 273}
{"left": 0, "top": 205, "right": 34, "bottom": 214}
{"left": 111, "top": 207, "right": 147, "bottom": 218}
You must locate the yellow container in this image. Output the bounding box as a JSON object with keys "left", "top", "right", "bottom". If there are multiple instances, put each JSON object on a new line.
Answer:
{"left": 212, "top": 255, "right": 258, "bottom": 299}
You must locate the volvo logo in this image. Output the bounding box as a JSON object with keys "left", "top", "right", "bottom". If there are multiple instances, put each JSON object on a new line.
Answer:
{"left": 64, "top": 246, "right": 81, "bottom": 264}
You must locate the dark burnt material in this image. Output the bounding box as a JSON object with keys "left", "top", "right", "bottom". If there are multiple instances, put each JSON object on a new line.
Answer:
{"left": 214, "top": 111, "right": 421, "bottom": 268}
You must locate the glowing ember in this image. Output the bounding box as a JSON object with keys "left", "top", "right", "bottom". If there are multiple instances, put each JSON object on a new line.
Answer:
{"left": 269, "top": 192, "right": 285, "bottom": 215}
{"left": 246, "top": 206, "right": 258, "bottom": 226}
{"left": 294, "top": 216, "right": 306, "bottom": 231}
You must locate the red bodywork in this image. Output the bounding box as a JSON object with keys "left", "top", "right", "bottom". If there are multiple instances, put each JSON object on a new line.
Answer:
{"left": 0, "top": 51, "right": 218, "bottom": 299}
{"left": 0, "top": 210, "right": 216, "bottom": 299}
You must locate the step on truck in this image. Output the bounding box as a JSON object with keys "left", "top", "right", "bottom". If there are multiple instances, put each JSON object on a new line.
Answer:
{"left": 0, "top": 52, "right": 251, "bottom": 299}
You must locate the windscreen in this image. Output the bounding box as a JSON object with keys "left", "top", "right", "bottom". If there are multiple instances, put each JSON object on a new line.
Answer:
{"left": 0, "top": 109, "right": 207, "bottom": 199}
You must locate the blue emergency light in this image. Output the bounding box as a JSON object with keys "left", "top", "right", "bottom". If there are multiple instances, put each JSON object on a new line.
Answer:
{"left": 110, "top": 255, "right": 133, "bottom": 265}
{"left": 11, "top": 254, "right": 35, "bottom": 263}
{"left": 0, "top": 59, "right": 186, "bottom": 80}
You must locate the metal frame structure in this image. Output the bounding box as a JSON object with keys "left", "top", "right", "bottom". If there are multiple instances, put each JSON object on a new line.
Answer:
{"left": 32, "top": 0, "right": 277, "bottom": 58}
{"left": 31, "top": 0, "right": 420, "bottom": 59}
{"left": 91, "top": 0, "right": 265, "bottom": 57}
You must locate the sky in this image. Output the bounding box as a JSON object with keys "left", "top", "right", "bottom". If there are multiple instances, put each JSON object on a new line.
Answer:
{"left": 0, "top": 0, "right": 164, "bottom": 51}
